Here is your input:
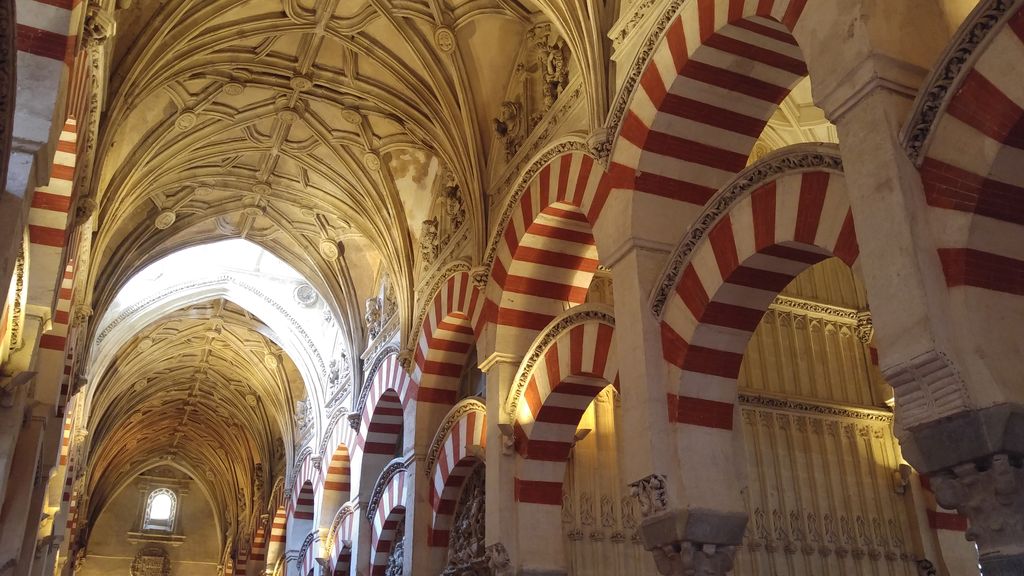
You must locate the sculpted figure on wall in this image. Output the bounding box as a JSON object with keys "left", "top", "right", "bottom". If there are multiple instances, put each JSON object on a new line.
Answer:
{"left": 365, "top": 297, "right": 382, "bottom": 340}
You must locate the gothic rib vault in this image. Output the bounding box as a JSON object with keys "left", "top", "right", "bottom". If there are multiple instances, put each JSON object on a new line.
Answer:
{"left": 1, "top": 0, "right": 1023, "bottom": 575}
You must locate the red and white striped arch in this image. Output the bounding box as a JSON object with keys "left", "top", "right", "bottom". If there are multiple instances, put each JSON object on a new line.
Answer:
{"left": 326, "top": 505, "right": 355, "bottom": 576}
{"left": 265, "top": 505, "right": 288, "bottom": 570}
{"left": 369, "top": 469, "right": 407, "bottom": 576}
{"left": 358, "top": 353, "right": 413, "bottom": 457}
{"left": 916, "top": 7, "right": 1024, "bottom": 303}
{"left": 427, "top": 400, "right": 486, "bottom": 546}
{"left": 413, "top": 270, "right": 485, "bottom": 406}
{"left": 659, "top": 166, "right": 856, "bottom": 447}
{"left": 608, "top": 0, "right": 809, "bottom": 203}
{"left": 510, "top": 308, "right": 617, "bottom": 505}
{"left": 485, "top": 151, "right": 611, "bottom": 354}
{"left": 319, "top": 441, "right": 352, "bottom": 527}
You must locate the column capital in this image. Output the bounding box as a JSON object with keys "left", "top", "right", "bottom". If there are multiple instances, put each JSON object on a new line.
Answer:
{"left": 931, "top": 453, "right": 1024, "bottom": 574}
{"left": 629, "top": 474, "right": 746, "bottom": 576}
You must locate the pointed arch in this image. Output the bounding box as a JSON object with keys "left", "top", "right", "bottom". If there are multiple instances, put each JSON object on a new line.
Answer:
{"left": 656, "top": 145, "right": 856, "bottom": 506}
{"left": 425, "top": 399, "right": 487, "bottom": 547}
{"left": 608, "top": 0, "right": 810, "bottom": 203}
{"left": 484, "top": 150, "right": 611, "bottom": 354}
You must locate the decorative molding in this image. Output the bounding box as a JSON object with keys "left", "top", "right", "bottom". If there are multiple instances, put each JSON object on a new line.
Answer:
{"left": 483, "top": 138, "right": 591, "bottom": 272}
{"left": 297, "top": 531, "right": 316, "bottom": 568}
{"left": 365, "top": 458, "right": 408, "bottom": 523}
{"left": 425, "top": 398, "right": 486, "bottom": 474}
{"left": 353, "top": 345, "right": 400, "bottom": 420}
{"left": 738, "top": 394, "right": 894, "bottom": 423}
{"left": 8, "top": 243, "right": 24, "bottom": 350}
{"left": 901, "top": 0, "right": 1023, "bottom": 164}
{"left": 326, "top": 503, "right": 355, "bottom": 554}
{"left": 608, "top": 0, "right": 661, "bottom": 51}
{"left": 650, "top": 144, "right": 844, "bottom": 319}
{"left": 769, "top": 296, "right": 861, "bottom": 325}
{"left": 404, "top": 260, "right": 471, "bottom": 363}
{"left": 505, "top": 304, "right": 615, "bottom": 420}
{"left": 605, "top": 0, "right": 685, "bottom": 142}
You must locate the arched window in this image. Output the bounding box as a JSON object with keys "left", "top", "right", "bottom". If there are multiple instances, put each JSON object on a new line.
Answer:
{"left": 144, "top": 488, "right": 177, "bottom": 531}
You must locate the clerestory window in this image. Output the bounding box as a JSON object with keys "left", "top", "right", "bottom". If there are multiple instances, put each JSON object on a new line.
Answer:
{"left": 143, "top": 488, "right": 177, "bottom": 531}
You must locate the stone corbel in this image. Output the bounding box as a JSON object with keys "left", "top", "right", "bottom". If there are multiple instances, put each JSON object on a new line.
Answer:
{"left": 484, "top": 542, "right": 513, "bottom": 576}
{"left": 496, "top": 423, "right": 516, "bottom": 456}
{"left": 628, "top": 474, "right": 746, "bottom": 576}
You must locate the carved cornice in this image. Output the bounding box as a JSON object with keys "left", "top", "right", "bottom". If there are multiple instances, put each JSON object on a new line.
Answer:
{"left": 769, "top": 296, "right": 860, "bottom": 324}
{"left": 901, "top": 0, "right": 1023, "bottom": 164}
{"left": 352, "top": 345, "right": 400, "bottom": 421}
{"left": 738, "top": 393, "right": 894, "bottom": 423}
{"left": 425, "top": 398, "right": 486, "bottom": 475}
{"left": 650, "top": 144, "right": 844, "bottom": 319}
{"left": 483, "top": 138, "right": 591, "bottom": 273}
{"left": 505, "top": 304, "right": 615, "bottom": 420}
{"left": 291, "top": 446, "right": 313, "bottom": 490}
{"left": 605, "top": 0, "right": 685, "bottom": 142}
{"left": 403, "top": 260, "right": 471, "bottom": 365}
{"left": 365, "top": 458, "right": 408, "bottom": 523}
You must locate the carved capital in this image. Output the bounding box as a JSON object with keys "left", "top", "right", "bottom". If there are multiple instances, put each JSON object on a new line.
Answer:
{"left": 930, "top": 454, "right": 1024, "bottom": 569}
{"left": 346, "top": 412, "right": 361, "bottom": 431}
{"left": 630, "top": 474, "right": 669, "bottom": 517}
{"left": 484, "top": 542, "right": 512, "bottom": 576}
{"left": 83, "top": 6, "right": 115, "bottom": 46}
{"left": 855, "top": 311, "right": 873, "bottom": 344}
{"left": 470, "top": 265, "right": 489, "bottom": 291}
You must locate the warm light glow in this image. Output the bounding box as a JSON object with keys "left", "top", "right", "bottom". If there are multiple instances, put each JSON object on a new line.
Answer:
{"left": 149, "top": 492, "right": 172, "bottom": 521}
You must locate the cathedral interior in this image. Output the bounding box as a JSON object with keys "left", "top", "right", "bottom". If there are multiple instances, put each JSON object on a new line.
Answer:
{"left": 1, "top": 0, "right": 1023, "bottom": 575}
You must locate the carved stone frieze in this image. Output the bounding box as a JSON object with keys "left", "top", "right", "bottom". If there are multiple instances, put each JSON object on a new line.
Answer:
{"left": 650, "top": 542, "right": 736, "bottom": 576}
{"left": 130, "top": 546, "right": 170, "bottom": 576}
{"left": 930, "top": 454, "right": 1024, "bottom": 569}
{"left": 630, "top": 474, "right": 669, "bottom": 518}
{"left": 738, "top": 394, "right": 893, "bottom": 423}
{"left": 650, "top": 145, "right": 844, "bottom": 318}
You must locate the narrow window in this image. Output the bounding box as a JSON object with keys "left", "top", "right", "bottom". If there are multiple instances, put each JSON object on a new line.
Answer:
{"left": 144, "top": 488, "right": 177, "bottom": 531}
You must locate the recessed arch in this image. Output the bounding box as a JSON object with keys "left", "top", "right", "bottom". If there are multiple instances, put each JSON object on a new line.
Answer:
{"left": 367, "top": 464, "right": 407, "bottom": 576}
{"left": 656, "top": 145, "right": 856, "bottom": 512}
{"left": 425, "top": 399, "right": 487, "bottom": 547}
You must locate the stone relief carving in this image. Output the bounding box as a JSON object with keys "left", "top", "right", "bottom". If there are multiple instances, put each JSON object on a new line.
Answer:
{"left": 493, "top": 101, "right": 524, "bottom": 160}
{"left": 325, "top": 353, "right": 351, "bottom": 401}
{"left": 930, "top": 454, "right": 1024, "bottom": 564}
{"left": 294, "top": 398, "right": 313, "bottom": 437}
{"left": 630, "top": 473, "right": 668, "bottom": 518}
{"left": 419, "top": 173, "right": 467, "bottom": 267}
{"left": 539, "top": 39, "right": 569, "bottom": 110}
{"left": 650, "top": 542, "right": 735, "bottom": 576}
{"left": 442, "top": 465, "right": 486, "bottom": 574}
{"left": 384, "top": 518, "right": 405, "bottom": 576}
{"left": 130, "top": 546, "right": 170, "bottom": 576}
{"left": 420, "top": 217, "right": 440, "bottom": 263}
{"left": 365, "top": 297, "right": 383, "bottom": 340}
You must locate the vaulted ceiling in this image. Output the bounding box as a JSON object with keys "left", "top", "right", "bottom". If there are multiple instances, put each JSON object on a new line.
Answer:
{"left": 81, "top": 0, "right": 574, "bottom": 550}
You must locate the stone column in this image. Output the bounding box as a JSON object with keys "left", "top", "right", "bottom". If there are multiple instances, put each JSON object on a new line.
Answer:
{"left": 402, "top": 455, "right": 445, "bottom": 574}
{"left": 478, "top": 353, "right": 522, "bottom": 571}
{"left": 930, "top": 454, "right": 1024, "bottom": 575}
{"left": 601, "top": 222, "right": 745, "bottom": 575}
{"left": 0, "top": 406, "right": 46, "bottom": 570}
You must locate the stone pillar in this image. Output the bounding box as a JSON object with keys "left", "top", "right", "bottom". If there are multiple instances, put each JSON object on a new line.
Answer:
{"left": 0, "top": 406, "right": 46, "bottom": 571}
{"left": 403, "top": 455, "right": 444, "bottom": 575}
{"left": 930, "top": 454, "right": 1024, "bottom": 575}
{"left": 478, "top": 353, "right": 522, "bottom": 571}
